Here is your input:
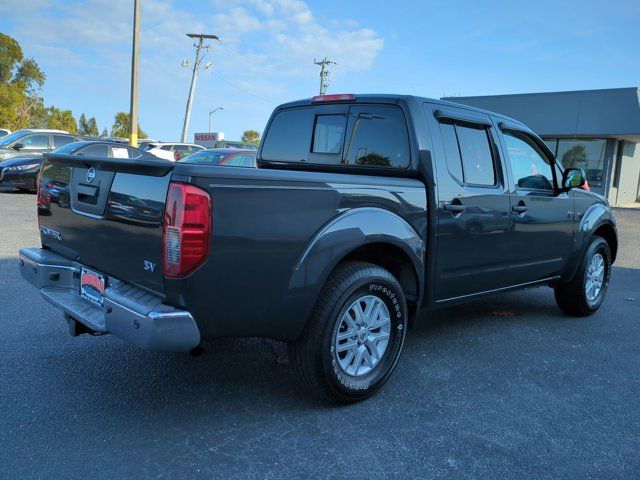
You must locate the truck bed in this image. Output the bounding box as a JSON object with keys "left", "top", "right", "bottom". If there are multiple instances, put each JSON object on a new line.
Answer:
{"left": 36, "top": 155, "right": 427, "bottom": 340}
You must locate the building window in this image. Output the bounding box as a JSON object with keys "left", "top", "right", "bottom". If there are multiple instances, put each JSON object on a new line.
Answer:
{"left": 543, "top": 139, "right": 557, "bottom": 156}
{"left": 556, "top": 139, "right": 606, "bottom": 187}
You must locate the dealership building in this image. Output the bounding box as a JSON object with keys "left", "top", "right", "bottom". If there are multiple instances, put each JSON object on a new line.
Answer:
{"left": 444, "top": 87, "right": 640, "bottom": 206}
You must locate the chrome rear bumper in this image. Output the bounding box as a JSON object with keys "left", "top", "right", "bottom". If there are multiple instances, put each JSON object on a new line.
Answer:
{"left": 18, "top": 247, "right": 200, "bottom": 351}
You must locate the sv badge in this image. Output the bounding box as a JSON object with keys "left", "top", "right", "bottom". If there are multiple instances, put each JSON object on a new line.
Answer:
{"left": 143, "top": 260, "right": 156, "bottom": 272}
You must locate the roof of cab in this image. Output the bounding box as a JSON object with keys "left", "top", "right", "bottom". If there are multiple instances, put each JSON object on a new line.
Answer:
{"left": 275, "top": 94, "right": 529, "bottom": 130}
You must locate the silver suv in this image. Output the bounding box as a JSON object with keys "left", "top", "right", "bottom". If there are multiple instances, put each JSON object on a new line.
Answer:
{"left": 0, "top": 129, "right": 81, "bottom": 161}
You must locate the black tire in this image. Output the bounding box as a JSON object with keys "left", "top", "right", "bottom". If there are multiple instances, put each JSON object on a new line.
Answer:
{"left": 291, "top": 261, "right": 408, "bottom": 403}
{"left": 554, "top": 236, "right": 611, "bottom": 316}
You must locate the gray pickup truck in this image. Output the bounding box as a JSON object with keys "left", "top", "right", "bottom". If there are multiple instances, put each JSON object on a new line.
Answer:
{"left": 20, "top": 94, "right": 617, "bottom": 403}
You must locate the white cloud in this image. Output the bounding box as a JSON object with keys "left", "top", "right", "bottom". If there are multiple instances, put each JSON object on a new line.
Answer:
{"left": 7, "top": 0, "right": 383, "bottom": 79}
{"left": 0, "top": 0, "right": 384, "bottom": 139}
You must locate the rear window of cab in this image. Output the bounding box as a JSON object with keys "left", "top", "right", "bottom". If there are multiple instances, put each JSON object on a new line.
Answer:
{"left": 261, "top": 104, "right": 411, "bottom": 168}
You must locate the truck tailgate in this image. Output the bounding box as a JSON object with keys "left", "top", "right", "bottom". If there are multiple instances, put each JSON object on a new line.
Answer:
{"left": 37, "top": 153, "right": 174, "bottom": 295}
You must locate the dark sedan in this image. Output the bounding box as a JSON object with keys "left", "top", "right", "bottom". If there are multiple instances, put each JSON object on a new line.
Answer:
{"left": 0, "top": 141, "right": 152, "bottom": 192}
{"left": 177, "top": 148, "right": 256, "bottom": 167}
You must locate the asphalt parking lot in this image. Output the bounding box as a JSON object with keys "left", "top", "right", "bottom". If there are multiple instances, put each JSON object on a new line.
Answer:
{"left": 1, "top": 186, "right": 639, "bottom": 480}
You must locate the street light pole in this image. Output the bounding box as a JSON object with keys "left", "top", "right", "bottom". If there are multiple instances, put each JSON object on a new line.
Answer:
{"left": 128, "top": 0, "right": 141, "bottom": 147}
{"left": 181, "top": 33, "right": 219, "bottom": 143}
{"left": 208, "top": 107, "right": 223, "bottom": 133}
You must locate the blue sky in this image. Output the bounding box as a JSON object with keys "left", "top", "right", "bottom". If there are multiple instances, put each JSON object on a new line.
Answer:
{"left": 1, "top": 0, "right": 639, "bottom": 141}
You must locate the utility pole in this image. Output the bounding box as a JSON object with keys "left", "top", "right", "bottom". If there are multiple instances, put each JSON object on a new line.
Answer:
{"left": 314, "top": 57, "right": 337, "bottom": 95}
{"left": 181, "top": 33, "right": 218, "bottom": 143}
{"left": 128, "top": 0, "right": 141, "bottom": 147}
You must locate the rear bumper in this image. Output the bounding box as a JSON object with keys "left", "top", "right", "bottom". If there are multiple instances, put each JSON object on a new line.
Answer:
{"left": 18, "top": 247, "right": 200, "bottom": 351}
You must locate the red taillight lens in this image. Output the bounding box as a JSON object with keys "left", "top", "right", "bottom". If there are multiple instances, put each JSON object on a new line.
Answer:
{"left": 36, "top": 176, "right": 48, "bottom": 221}
{"left": 163, "top": 182, "right": 212, "bottom": 278}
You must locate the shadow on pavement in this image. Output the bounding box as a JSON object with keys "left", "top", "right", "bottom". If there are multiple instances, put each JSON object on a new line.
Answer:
{"left": 3, "top": 248, "right": 637, "bottom": 414}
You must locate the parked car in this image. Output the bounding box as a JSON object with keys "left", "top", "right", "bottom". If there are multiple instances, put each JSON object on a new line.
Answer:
{"left": 136, "top": 139, "right": 159, "bottom": 151}
{"left": 0, "top": 128, "right": 11, "bottom": 138}
{"left": 0, "top": 140, "right": 153, "bottom": 192}
{"left": 177, "top": 148, "right": 256, "bottom": 167}
{"left": 145, "top": 142, "right": 205, "bottom": 161}
{"left": 0, "top": 129, "right": 82, "bottom": 161}
{"left": 19, "top": 94, "right": 617, "bottom": 403}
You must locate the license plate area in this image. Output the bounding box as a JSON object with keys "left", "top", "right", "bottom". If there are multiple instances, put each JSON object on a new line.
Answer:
{"left": 80, "top": 267, "right": 106, "bottom": 307}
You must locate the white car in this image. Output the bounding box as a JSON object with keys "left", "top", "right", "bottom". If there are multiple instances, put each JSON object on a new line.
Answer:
{"left": 0, "top": 128, "right": 11, "bottom": 138}
{"left": 145, "top": 142, "right": 205, "bottom": 161}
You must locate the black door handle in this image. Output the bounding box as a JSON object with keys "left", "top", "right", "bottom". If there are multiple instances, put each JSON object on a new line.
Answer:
{"left": 443, "top": 203, "right": 467, "bottom": 213}
{"left": 512, "top": 204, "right": 528, "bottom": 213}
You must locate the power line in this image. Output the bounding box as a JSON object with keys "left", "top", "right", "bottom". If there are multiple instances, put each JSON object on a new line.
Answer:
{"left": 314, "top": 57, "right": 337, "bottom": 95}
{"left": 212, "top": 71, "right": 275, "bottom": 104}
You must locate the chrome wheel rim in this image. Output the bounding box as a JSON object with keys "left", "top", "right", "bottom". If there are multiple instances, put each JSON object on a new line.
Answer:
{"left": 333, "top": 295, "right": 391, "bottom": 377}
{"left": 585, "top": 253, "right": 605, "bottom": 302}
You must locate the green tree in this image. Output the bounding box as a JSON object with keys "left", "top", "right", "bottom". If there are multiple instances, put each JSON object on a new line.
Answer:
{"left": 101, "top": 127, "right": 109, "bottom": 138}
{"left": 46, "top": 106, "right": 77, "bottom": 133}
{"left": 78, "top": 113, "right": 88, "bottom": 134}
{"left": 241, "top": 129, "right": 261, "bottom": 145}
{"left": 0, "top": 33, "right": 46, "bottom": 130}
{"left": 78, "top": 113, "right": 99, "bottom": 136}
{"left": 110, "top": 112, "right": 147, "bottom": 139}
{"left": 86, "top": 116, "right": 99, "bottom": 136}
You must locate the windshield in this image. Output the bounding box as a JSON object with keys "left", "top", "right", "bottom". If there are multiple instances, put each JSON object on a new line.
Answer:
{"left": 178, "top": 151, "right": 228, "bottom": 165}
{"left": 0, "top": 131, "right": 28, "bottom": 147}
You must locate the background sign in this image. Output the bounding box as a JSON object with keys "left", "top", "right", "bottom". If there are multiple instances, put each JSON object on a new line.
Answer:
{"left": 194, "top": 132, "right": 224, "bottom": 148}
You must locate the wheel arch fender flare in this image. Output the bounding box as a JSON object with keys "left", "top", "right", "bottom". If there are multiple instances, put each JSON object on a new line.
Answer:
{"left": 283, "top": 207, "right": 424, "bottom": 340}
{"left": 562, "top": 202, "right": 617, "bottom": 281}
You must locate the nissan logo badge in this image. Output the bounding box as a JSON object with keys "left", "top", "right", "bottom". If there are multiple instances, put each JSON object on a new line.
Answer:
{"left": 86, "top": 167, "right": 96, "bottom": 183}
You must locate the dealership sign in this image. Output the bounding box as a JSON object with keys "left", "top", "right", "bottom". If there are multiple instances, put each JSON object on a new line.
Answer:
{"left": 194, "top": 132, "right": 224, "bottom": 148}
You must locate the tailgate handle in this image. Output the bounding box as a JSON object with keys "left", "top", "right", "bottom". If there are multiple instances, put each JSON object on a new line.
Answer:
{"left": 77, "top": 184, "right": 98, "bottom": 197}
{"left": 77, "top": 183, "right": 99, "bottom": 205}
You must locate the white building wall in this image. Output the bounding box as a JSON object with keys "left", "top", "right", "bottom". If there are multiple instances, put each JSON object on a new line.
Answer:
{"left": 615, "top": 141, "right": 640, "bottom": 205}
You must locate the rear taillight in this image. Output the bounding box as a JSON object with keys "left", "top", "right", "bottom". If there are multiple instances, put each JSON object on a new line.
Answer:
{"left": 163, "top": 182, "right": 212, "bottom": 278}
{"left": 36, "top": 176, "right": 48, "bottom": 222}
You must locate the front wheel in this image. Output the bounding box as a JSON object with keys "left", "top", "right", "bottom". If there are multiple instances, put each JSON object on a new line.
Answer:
{"left": 554, "top": 236, "right": 612, "bottom": 316}
{"left": 291, "top": 261, "right": 408, "bottom": 403}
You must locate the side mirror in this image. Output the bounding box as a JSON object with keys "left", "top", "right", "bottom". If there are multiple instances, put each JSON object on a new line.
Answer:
{"left": 12, "top": 142, "right": 24, "bottom": 151}
{"left": 562, "top": 168, "right": 586, "bottom": 191}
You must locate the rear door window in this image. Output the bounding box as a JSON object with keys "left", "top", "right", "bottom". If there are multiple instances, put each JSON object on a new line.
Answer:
{"left": 111, "top": 146, "right": 130, "bottom": 159}
{"left": 456, "top": 124, "right": 495, "bottom": 186}
{"left": 78, "top": 144, "right": 109, "bottom": 157}
{"left": 438, "top": 121, "right": 497, "bottom": 186}
{"left": 345, "top": 105, "right": 410, "bottom": 168}
{"left": 53, "top": 135, "right": 74, "bottom": 148}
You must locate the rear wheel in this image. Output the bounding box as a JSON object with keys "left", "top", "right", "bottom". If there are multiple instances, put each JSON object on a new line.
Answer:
{"left": 554, "top": 236, "right": 611, "bottom": 316}
{"left": 291, "top": 261, "right": 408, "bottom": 403}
